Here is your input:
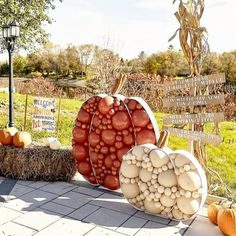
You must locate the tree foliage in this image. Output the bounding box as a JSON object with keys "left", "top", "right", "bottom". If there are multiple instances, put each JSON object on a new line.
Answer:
{"left": 219, "top": 51, "right": 236, "bottom": 84}
{"left": 0, "top": 0, "right": 62, "bottom": 51}
{"left": 143, "top": 50, "right": 188, "bottom": 76}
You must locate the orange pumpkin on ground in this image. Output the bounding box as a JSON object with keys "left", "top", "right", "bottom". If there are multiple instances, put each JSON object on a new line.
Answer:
{"left": 0, "top": 127, "right": 18, "bottom": 145}
{"left": 207, "top": 202, "right": 222, "bottom": 225}
{"left": 13, "top": 131, "right": 32, "bottom": 148}
{"left": 71, "top": 76, "right": 159, "bottom": 190}
{"left": 217, "top": 202, "right": 236, "bottom": 236}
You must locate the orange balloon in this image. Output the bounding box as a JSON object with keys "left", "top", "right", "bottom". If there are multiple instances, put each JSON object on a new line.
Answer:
{"left": 136, "top": 129, "right": 156, "bottom": 144}
{"left": 132, "top": 109, "right": 150, "bottom": 127}
{"left": 101, "top": 130, "right": 116, "bottom": 145}
{"left": 112, "top": 111, "right": 131, "bottom": 131}
{"left": 71, "top": 144, "right": 88, "bottom": 162}
{"left": 104, "top": 174, "right": 119, "bottom": 190}
{"left": 73, "top": 127, "right": 88, "bottom": 143}
{"left": 98, "top": 96, "right": 114, "bottom": 114}
{"left": 88, "top": 132, "right": 100, "bottom": 147}
{"left": 77, "top": 109, "right": 91, "bottom": 124}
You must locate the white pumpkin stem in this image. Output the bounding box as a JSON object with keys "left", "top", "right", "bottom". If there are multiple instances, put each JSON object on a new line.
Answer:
{"left": 157, "top": 131, "right": 169, "bottom": 148}
{"left": 111, "top": 74, "right": 127, "bottom": 95}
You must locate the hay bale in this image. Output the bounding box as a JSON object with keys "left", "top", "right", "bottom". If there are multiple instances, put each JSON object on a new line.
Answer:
{"left": 0, "top": 144, "right": 76, "bottom": 181}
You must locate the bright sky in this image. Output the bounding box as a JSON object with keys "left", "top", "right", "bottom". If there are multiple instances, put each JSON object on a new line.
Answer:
{"left": 45, "top": 0, "right": 236, "bottom": 59}
{"left": 4, "top": 0, "right": 236, "bottom": 60}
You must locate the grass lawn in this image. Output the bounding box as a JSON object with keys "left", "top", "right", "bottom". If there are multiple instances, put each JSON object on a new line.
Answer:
{"left": 0, "top": 92, "right": 235, "bottom": 198}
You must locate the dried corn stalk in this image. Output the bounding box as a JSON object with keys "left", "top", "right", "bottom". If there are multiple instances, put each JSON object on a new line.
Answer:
{"left": 169, "top": 1, "right": 231, "bottom": 197}
{"left": 169, "top": 0, "right": 209, "bottom": 76}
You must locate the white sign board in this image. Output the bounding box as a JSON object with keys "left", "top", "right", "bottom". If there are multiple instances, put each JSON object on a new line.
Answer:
{"left": 162, "top": 94, "right": 225, "bottom": 108}
{"left": 164, "top": 73, "right": 225, "bottom": 92}
{"left": 32, "top": 97, "right": 55, "bottom": 131}
{"left": 163, "top": 112, "right": 224, "bottom": 124}
{"left": 162, "top": 126, "right": 222, "bottom": 145}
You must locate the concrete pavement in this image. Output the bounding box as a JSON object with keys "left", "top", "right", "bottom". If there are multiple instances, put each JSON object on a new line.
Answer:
{"left": 0, "top": 174, "right": 223, "bottom": 236}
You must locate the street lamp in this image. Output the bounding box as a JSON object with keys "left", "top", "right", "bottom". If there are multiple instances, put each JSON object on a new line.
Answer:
{"left": 2, "top": 19, "right": 20, "bottom": 127}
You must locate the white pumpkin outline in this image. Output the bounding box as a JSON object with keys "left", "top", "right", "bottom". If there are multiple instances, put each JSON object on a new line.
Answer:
{"left": 119, "top": 144, "right": 207, "bottom": 221}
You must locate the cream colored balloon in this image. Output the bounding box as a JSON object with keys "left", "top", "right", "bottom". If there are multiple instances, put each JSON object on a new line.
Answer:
{"left": 174, "top": 154, "right": 190, "bottom": 168}
{"left": 121, "top": 183, "right": 140, "bottom": 199}
{"left": 149, "top": 149, "right": 169, "bottom": 168}
{"left": 120, "top": 161, "right": 139, "bottom": 178}
{"left": 144, "top": 199, "right": 162, "bottom": 214}
{"left": 140, "top": 168, "right": 152, "bottom": 183}
{"left": 172, "top": 209, "right": 184, "bottom": 220}
{"left": 160, "top": 195, "right": 176, "bottom": 208}
{"left": 132, "top": 146, "right": 145, "bottom": 161}
{"left": 177, "top": 196, "right": 200, "bottom": 215}
{"left": 178, "top": 171, "right": 201, "bottom": 192}
{"left": 158, "top": 170, "right": 178, "bottom": 188}
{"left": 140, "top": 183, "right": 148, "bottom": 192}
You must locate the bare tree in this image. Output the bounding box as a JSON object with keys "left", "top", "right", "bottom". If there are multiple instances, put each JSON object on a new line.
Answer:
{"left": 90, "top": 47, "right": 121, "bottom": 93}
{"left": 77, "top": 44, "right": 97, "bottom": 78}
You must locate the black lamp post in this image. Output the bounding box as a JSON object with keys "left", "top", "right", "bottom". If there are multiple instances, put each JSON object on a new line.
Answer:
{"left": 2, "top": 20, "right": 20, "bottom": 127}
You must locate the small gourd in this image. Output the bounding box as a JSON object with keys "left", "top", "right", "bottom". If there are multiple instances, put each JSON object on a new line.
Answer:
{"left": 217, "top": 202, "right": 236, "bottom": 236}
{"left": 13, "top": 131, "right": 32, "bottom": 148}
{"left": 42, "top": 137, "right": 57, "bottom": 146}
{"left": 0, "top": 127, "right": 18, "bottom": 145}
{"left": 49, "top": 140, "right": 61, "bottom": 150}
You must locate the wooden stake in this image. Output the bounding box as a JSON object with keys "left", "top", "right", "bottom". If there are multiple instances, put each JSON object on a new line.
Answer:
{"left": 56, "top": 91, "right": 62, "bottom": 133}
{"left": 23, "top": 94, "right": 28, "bottom": 131}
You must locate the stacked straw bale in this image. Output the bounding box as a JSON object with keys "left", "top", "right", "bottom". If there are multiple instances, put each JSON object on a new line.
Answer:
{"left": 0, "top": 144, "right": 76, "bottom": 181}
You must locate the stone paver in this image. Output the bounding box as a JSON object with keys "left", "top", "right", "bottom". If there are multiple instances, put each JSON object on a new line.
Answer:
{"left": 134, "top": 210, "right": 170, "bottom": 225}
{"left": 83, "top": 207, "right": 131, "bottom": 230}
{"left": 90, "top": 193, "right": 137, "bottom": 215}
{"left": 0, "top": 178, "right": 17, "bottom": 196}
{"left": 184, "top": 215, "right": 223, "bottom": 236}
{"left": 34, "top": 217, "right": 95, "bottom": 236}
{"left": 73, "top": 186, "right": 104, "bottom": 197}
{"left": 52, "top": 191, "right": 90, "bottom": 209}
{"left": 13, "top": 208, "right": 62, "bottom": 231}
{"left": 3, "top": 189, "right": 57, "bottom": 212}
{"left": 0, "top": 207, "right": 22, "bottom": 225}
{"left": 40, "top": 201, "right": 75, "bottom": 215}
{"left": 0, "top": 176, "right": 221, "bottom": 236}
{"left": 17, "top": 180, "right": 35, "bottom": 186}
{"left": 4, "top": 183, "right": 35, "bottom": 200}
{"left": 0, "top": 221, "right": 37, "bottom": 236}
{"left": 135, "top": 221, "right": 184, "bottom": 236}
{"left": 28, "top": 181, "right": 50, "bottom": 189}
{"left": 85, "top": 226, "right": 127, "bottom": 236}
{"left": 39, "top": 181, "right": 77, "bottom": 195}
{"left": 168, "top": 219, "right": 193, "bottom": 230}
{"left": 68, "top": 204, "right": 100, "bottom": 220}
{"left": 116, "top": 216, "right": 148, "bottom": 235}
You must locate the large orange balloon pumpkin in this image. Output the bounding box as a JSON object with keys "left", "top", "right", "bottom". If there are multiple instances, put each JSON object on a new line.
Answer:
{"left": 71, "top": 78, "right": 159, "bottom": 190}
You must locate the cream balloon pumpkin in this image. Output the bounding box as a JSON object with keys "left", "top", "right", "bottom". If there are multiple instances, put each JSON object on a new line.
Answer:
{"left": 119, "top": 131, "right": 207, "bottom": 221}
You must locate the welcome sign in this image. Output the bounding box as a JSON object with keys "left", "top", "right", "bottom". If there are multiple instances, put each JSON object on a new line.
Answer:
{"left": 32, "top": 97, "right": 55, "bottom": 131}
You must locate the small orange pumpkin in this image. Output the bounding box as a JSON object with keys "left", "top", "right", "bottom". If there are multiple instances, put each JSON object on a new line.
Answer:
{"left": 13, "top": 131, "right": 32, "bottom": 148}
{"left": 207, "top": 202, "right": 222, "bottom": 225}
{"left": 0, "top": 127, "right": 18, "bottom": 145}
{"left": 217, "top": 202, "right": 236, "bottom": 236}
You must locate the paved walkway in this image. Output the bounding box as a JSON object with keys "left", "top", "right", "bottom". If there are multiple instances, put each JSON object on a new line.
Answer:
{"left": 0, "top": 174, "right": 223, "bottom": 236}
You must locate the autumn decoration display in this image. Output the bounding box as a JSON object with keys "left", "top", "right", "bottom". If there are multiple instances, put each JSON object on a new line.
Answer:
{"left": 71, "top": 75, "right": 159, "bottom": 190}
